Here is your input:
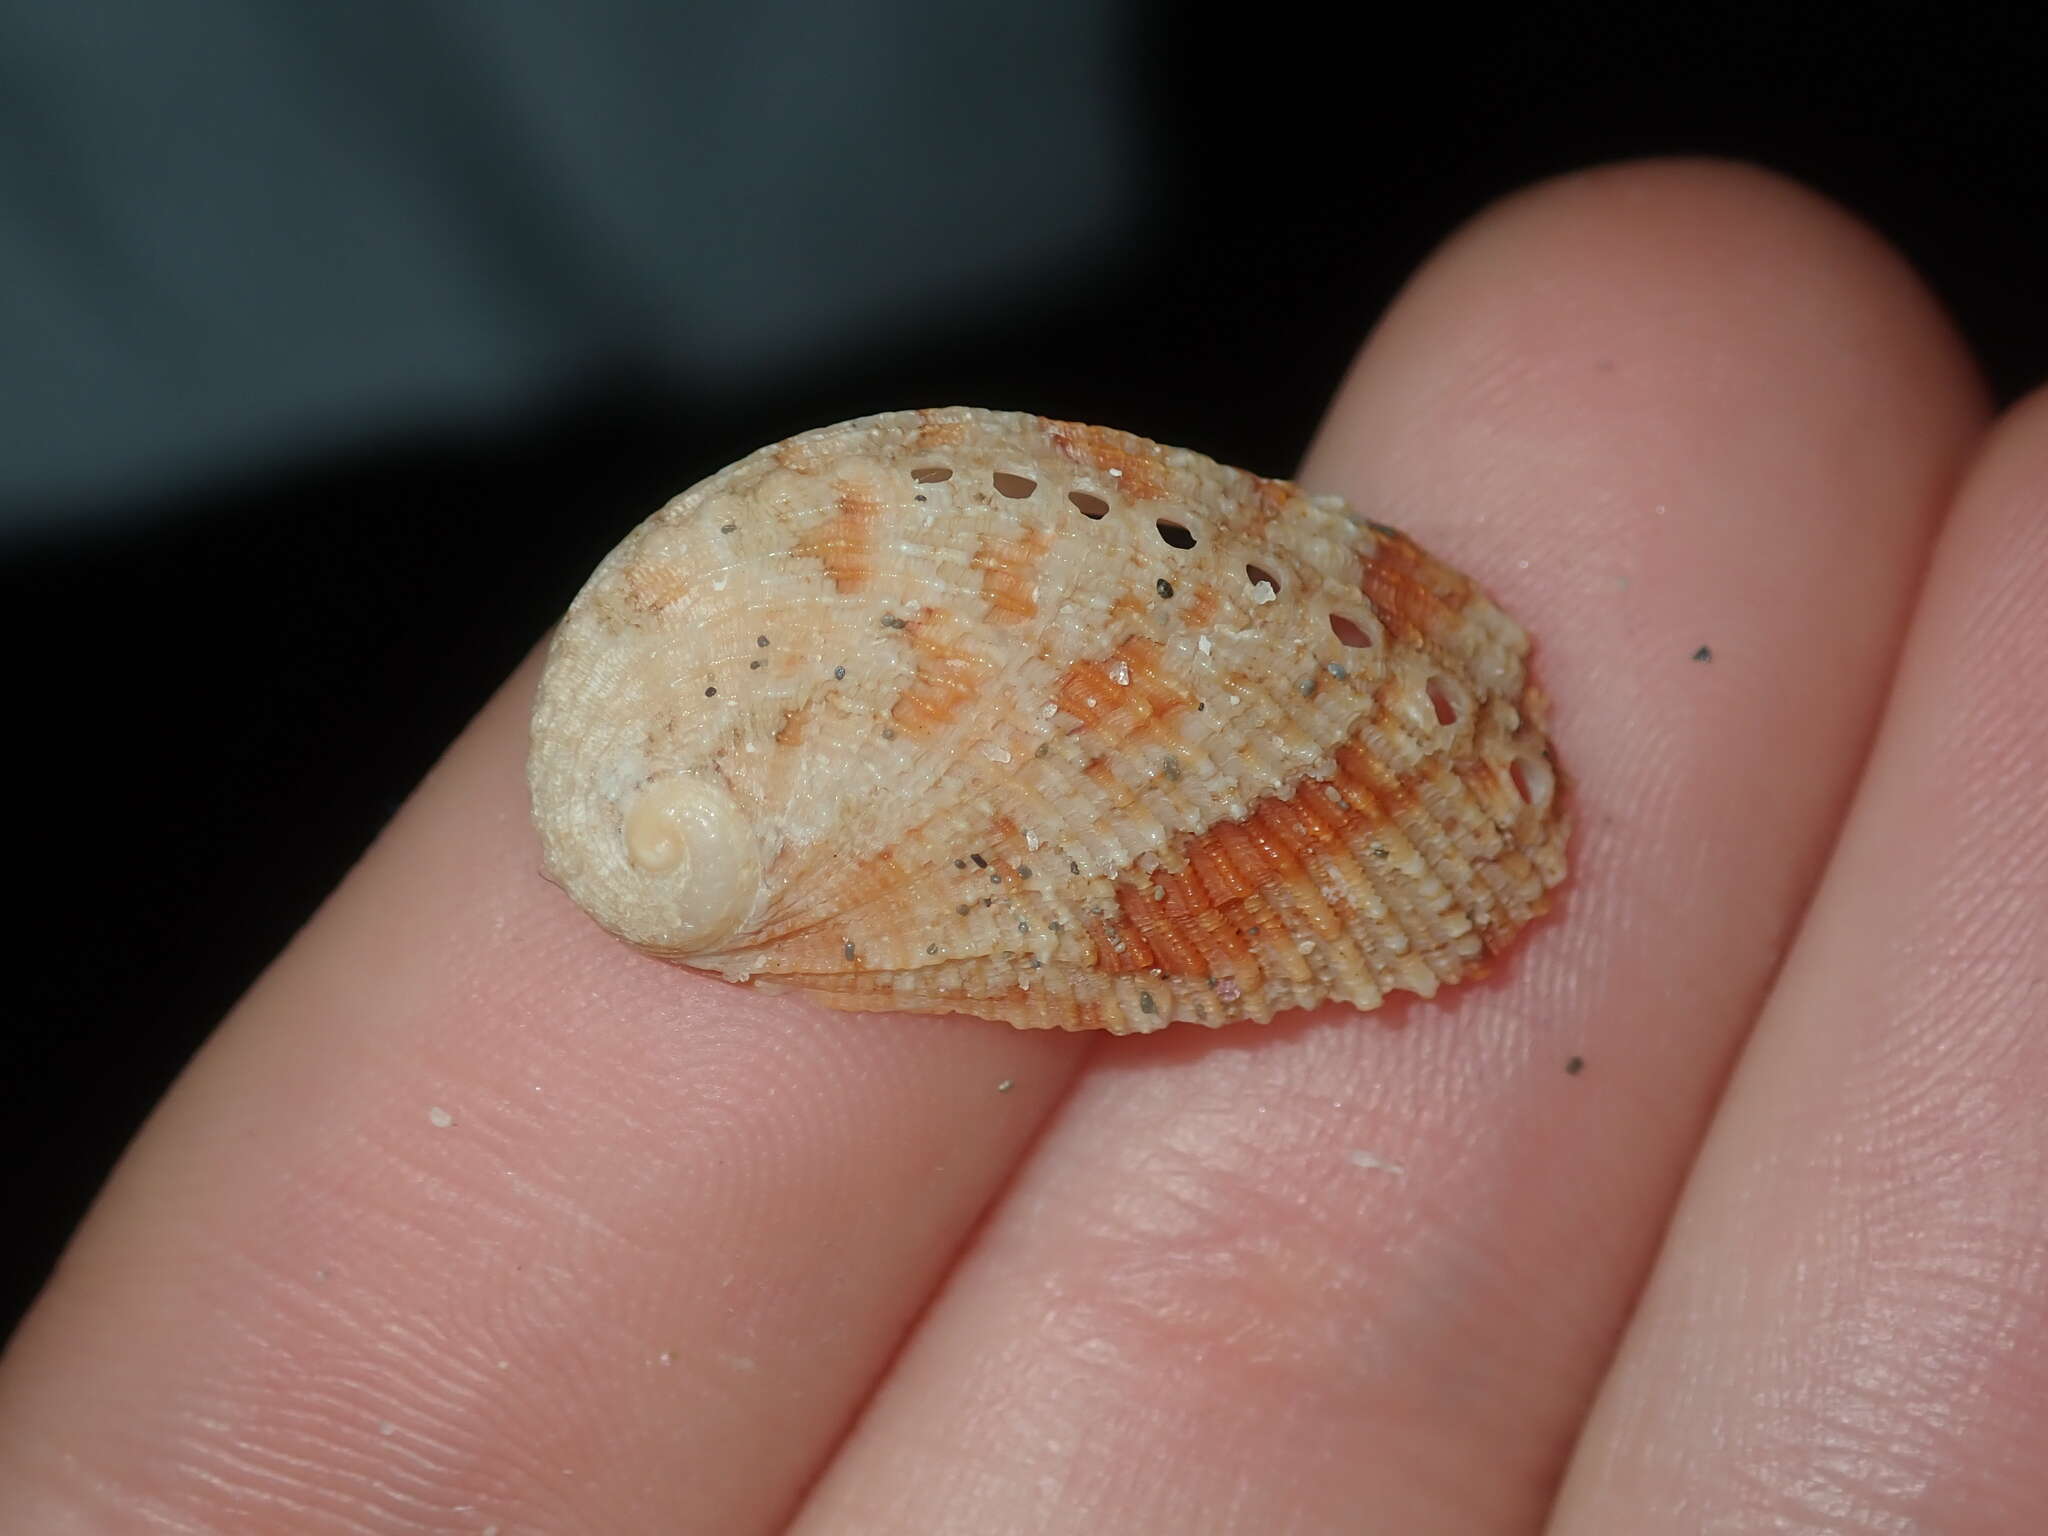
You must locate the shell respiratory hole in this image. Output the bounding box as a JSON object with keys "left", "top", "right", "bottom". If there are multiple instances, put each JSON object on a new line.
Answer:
{"left": 528, "top": 408, "right": 1567, "bottom": 1033}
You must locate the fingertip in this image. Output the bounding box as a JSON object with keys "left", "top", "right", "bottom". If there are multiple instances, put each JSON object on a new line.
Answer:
{"left": 1306, "top": 156, "right": 1989, "bottom": 573}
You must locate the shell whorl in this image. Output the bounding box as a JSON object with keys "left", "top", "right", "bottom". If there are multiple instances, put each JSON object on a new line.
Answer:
{"left": 530, "top": 752, "right": 762, "bottom": 955}
{"left": 613, "top": 775, "right": 762, "bottom": 951}
{"left": 527, "top": 407, "right": 1567, "bottom": 1032}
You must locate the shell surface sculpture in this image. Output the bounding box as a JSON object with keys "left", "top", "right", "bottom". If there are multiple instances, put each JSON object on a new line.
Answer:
{"left": 529, "top": 408, "right": 1566, "bottom": 1033}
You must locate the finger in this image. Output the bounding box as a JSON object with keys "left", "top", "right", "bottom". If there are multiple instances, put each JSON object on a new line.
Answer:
{"left": 0, "top": 661, "right": 1090, "bottom": 1533}
{"left": 1551, "top": 392, "right": 2048, "bottom": 1532}
{"left": 788, "top": 160, "right": 1987, "bottom": 1534}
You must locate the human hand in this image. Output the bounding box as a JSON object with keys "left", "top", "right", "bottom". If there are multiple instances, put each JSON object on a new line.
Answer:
{"left": 4, "top": 160, "right": 2041, "bottom": 1533}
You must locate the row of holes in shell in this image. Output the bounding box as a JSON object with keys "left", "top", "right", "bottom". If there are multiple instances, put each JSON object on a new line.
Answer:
{"left": 910, "top": 463, "right": 1394, "bottom": 675}
{"left": 911, "top": 463, "right": 1548, "bottom": 810}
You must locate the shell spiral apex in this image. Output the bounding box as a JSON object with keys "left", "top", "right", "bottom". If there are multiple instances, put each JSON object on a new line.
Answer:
{"left": 528, "top": 407, "right": 1567, "bottom": 1034}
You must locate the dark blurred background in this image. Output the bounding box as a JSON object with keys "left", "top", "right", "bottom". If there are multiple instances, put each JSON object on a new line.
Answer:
{"left": 5, "top": 1, "right": 2045, "bottom": 1332}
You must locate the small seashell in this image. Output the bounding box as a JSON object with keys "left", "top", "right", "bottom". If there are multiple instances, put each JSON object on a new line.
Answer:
{"left": 528, "top": 408, "right": 1566, "bottom": 1033}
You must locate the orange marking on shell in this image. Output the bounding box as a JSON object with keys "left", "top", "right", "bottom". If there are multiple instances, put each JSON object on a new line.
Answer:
{"left": 794, "top": 484, "right": 882, "bottom": 593}
{"left": 1097, "top": 742, "right": 1414, "bottom": 996}
{"left": 1110, "top": 593, "right": 1153, "bottom": 629}
{"left": 1046, "top": 420, "right": 1170, "bottom": 499}
{"left": 1087, "top": 904, "right": 1156, "bottom": 973}
{"left": 1053, "top": 637, "right": 1190, "bottom": 741}
{"left": 745, "top": 845, "right": 913, "bottom": 960}
{"left": 1114, "top": 881, "right": 1210, "bottom": 978}
{"left": 621, "top": 563, "right": 691, "bottom": 613}
{"left": 890, "top": 609, "right": 997, "bottom": 739}
{"left": 1055, "top": 658, "right": 1126, "bottom": 734}
{"left": 972, "top": 524, "right": 1053, "bottom": 623}
{"left": 1121, "top": 639, "right": 1193, "bottom": 718}
{"left": 1068, "top": 998, "right": 1108, "bottom": 1032}
{"left": 1080, "top": 754, "right": 1123, "bottom": 797}
{"left": 913, "top": 412, "right": 971, "bottom": 452}
{"left": 1235, "top": 472, "right": 1298, "bottom": 541}
{"left": 1357, "top": 523, "right": 1480, "bottom": 648}
{"left": 1160, "top": 863, "right": 1260, "bottom": 969}
{"left": 1337, "top": 743, "right": 1414, "bottom": 817}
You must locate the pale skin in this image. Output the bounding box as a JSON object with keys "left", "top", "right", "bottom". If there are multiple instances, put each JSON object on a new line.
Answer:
{"left": 4, "top": 159, "right": 2046, "bottom": 1533}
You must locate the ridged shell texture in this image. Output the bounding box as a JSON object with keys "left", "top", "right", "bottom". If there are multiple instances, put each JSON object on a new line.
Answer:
{"left": 529, "top": 408, "right": 1566, "bottom": 1033}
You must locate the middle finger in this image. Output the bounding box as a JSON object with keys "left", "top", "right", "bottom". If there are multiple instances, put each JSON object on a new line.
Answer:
{"left": 790, "top": 161, "right": 1987, "bottom": 1534}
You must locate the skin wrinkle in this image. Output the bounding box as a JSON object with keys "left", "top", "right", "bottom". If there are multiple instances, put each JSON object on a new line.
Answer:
{"left": 1678, "top": 1127, "right": 2045, "bottom": 1532}
{"left": 1043, "top": 1041, "right": 1547, "bottom": 1390}
{"left": 1774, "top": 1302, "right": 1996, "bottom": 1524}
{"left": 175, "top": 1338, "right": 518, "bottom": 1532}
{"left": 176, "top": 1285, "right": 501, "bottom": 1500}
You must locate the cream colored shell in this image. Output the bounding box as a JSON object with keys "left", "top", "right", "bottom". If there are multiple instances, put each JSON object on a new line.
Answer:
{"left": 529, "top": 408, "right": 1566, "bottom": 1033}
